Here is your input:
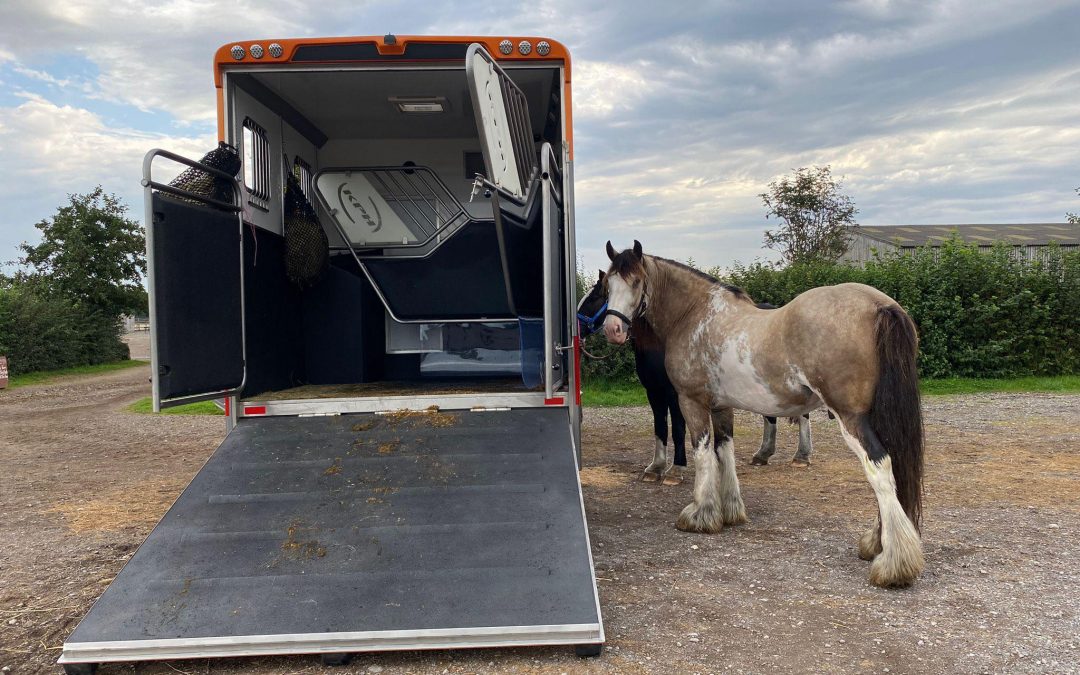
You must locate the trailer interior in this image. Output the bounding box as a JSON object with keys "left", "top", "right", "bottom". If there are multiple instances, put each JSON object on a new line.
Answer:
{"left": 205, "top": 57, "right": 572, "bottom": 412}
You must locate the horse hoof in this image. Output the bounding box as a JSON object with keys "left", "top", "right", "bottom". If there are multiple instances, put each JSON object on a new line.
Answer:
{"left": 661, "top": 472, "right": 684, "bottom": 486}
{"left": 721, "top": 499, "right": 748, "bottom": 526}
{"left": 750, "top": 455, "right": 769, "bottom": 466}
{"left": 789, "top": 459, "right": 810, "bottom": 468}
{"left": 675, "top": 502, "right": 723, "bottom": 534}
{"left": 641, "top": 471, "right": 662, "bottom": 483}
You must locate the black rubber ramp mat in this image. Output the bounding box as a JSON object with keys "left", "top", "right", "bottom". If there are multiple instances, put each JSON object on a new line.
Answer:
{"left": 63, "top": 408, "right": 601, "bottom": 663}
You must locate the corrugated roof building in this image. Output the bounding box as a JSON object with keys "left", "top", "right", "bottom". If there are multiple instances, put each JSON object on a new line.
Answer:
{"left": 841, "top": 223, "right": 1080, "bottom": 264}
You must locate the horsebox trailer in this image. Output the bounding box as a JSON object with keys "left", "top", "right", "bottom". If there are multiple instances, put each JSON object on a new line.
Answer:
{"left": 60, "top": 35, "right": 602, "bottom": 673}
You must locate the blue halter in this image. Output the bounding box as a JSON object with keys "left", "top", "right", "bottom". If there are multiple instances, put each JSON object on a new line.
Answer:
{"left": 577, "top": 302, "right": 608, "bottom": 337}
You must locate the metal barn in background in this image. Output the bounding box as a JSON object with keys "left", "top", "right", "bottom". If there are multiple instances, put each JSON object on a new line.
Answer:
{"left": 841, "top": 223, "right": 1080, "bottom": 264}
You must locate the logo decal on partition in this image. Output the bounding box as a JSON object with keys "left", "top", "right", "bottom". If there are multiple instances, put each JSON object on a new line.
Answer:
{"left": 337, "top": 183, "right": 384, "bottom": 233}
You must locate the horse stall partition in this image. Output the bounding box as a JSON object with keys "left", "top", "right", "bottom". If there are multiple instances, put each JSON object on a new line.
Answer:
{"left": 61, "top": 37, "right": 599, "bottom": 672}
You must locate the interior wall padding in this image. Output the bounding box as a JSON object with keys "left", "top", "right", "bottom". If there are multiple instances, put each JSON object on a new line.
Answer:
{"left": 242, "top": 228, "right": 305, "bottom": 397}
{"left": 362, "top": 221, "right": 518, "bottom": 321}
{"left": 151, "top": 195, "right": 244, "bottom": 400}
{"left": 302, "top": 265, "right": 383, "bottom": 385}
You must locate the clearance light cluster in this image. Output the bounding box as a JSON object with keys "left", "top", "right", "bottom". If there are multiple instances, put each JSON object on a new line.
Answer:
{"left": 230, "top": 42, "right": 285, "bottom": 60}
{"left": 498, "top": 39, "right": 553, "bottom": 57}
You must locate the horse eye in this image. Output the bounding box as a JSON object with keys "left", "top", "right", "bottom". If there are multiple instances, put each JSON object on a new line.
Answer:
{"left": 632, "top": 279, "right": 641, "bottom": 289}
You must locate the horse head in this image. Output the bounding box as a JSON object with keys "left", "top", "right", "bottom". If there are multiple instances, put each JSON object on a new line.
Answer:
{"left": 577, "top": 269, "right": 609, "bottom": 338}
{"left": 603, "top": 240, "right": 647, "bottom": 345}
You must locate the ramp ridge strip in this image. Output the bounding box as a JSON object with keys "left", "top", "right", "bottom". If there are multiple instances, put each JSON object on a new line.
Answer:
{"left": 208, "top": 483, "right": 546, "bottom": 503}
{"left": 178, "top": 520, "right": 549, "bottom": 543}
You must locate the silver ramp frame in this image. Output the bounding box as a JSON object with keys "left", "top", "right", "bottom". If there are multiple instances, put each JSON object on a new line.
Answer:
{"left": 60, "top": 408, "right": 603, "bottom": 667}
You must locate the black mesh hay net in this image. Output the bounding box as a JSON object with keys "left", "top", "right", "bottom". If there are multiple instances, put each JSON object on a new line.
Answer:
{"left": 164, "top": 142, "right": 241, "bottom": 205}
{"left": 283, "top": 162, "right": 329, "bottom": 287}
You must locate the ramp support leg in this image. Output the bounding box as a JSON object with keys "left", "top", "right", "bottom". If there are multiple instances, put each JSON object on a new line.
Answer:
{"left": 320, "top": 653, "right": 354, "bottom": 666}
{"left": 575, "top": 643, "right": 603, "bottom": 657}
{"left": 63, "top": 665, "right": 98, "bottom": 675}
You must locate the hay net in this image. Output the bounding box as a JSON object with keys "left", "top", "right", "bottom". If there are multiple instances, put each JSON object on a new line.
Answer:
{"left": 283, "top": 159, "right": 329, "bottom": 287}
{"left": 164, "top": 142, "right": 241, "bottom": 205}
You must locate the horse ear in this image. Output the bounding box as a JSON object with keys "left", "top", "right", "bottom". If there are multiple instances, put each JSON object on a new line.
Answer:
{"left": 606, "top": 241, "right": 617, "bottom": 261}
{"left": 633, "top": 240, "right": 643, "bottom": 259}
{"left": 597, "top": 269, "right": 606, "bottom": 281}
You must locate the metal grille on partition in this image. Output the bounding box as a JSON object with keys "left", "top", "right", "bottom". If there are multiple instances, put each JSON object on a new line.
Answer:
{"left": 313, "top": 166, "right": 471, "bottom": 252}
{"left": 164, "top": 142, "right": 241, "bottom": 205}
{"left": 284, "top": 163, "right": 330, "bottom": 287}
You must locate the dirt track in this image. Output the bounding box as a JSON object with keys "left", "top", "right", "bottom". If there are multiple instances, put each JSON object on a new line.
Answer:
{"left": 1, "top": 366, "right": 1078, "bottom": 674}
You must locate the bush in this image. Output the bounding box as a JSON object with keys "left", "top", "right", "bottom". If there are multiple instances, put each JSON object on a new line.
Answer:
{"left": 0, "top": 282, "right": 129, "bottom": 376}
{"left": 728, "top": 240, "right": 1080, "bottom": 379}
{"left": 580, "top": 238, "right": 1080, "bottom": 382}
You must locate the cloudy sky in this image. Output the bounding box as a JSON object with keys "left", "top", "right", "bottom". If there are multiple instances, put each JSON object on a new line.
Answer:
{"left": 2, "top": 0, "right": 1079, "bottom": 275}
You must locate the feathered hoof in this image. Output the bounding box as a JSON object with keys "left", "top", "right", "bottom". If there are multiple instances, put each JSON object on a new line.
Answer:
{"left": 676, "top": 501, "right": 724, "bottom": 534}
{"left": 641, "top": 470, "right": 662, "bottom": 483}
{"left": 858, "top": 525, "right": 883, "bottom": 561}
{"left": 750, "top": 454, "right": 769, "bottom": 466}
{"left": 661, "top": 467, "right": 685, "bottom": 486}
{"left": 867, "top": 544, "right": 925, "bottom": 588}
{"left": 721, "top": 498, "right": 748, "bottom": 526}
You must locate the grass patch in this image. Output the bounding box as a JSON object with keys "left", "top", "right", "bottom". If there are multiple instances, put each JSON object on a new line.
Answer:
{"left": 582, "top": 375, "right": 1080, "bottom": 407}
{"left": 7, "top": 360, "right": 146, "bottom": 388}
{"left": 581, "top": 378, "right": 648, "bottom": 407}
{"left": 127, "top": 397, "right": 223, "bottom": 415}
{"left": 920, "top": 375, "right": 1080, "bottom": 396}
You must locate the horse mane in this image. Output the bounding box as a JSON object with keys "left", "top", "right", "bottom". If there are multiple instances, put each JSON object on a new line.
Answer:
{"left": 648, "top": 255, "right": 753, "bottom": 303}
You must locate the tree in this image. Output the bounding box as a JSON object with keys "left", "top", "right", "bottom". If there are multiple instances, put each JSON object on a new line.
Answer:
{"left": 18, "top": 187, "right": 147, "bottom": 318}
{"left": 1068, "top": 187, "right": 1080, "bottom": 225}
{"left": 760, "top": 165, "right": 858, "bottom": 264}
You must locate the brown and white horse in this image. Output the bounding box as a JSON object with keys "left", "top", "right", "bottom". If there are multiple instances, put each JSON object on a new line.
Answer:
{"left": 601, "top": 241, "right": 925, "bottom": 587}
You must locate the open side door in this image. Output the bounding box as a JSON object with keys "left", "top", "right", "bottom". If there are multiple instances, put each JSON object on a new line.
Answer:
{"left": 144, "top": 149, "right": 245, "bottom": 411}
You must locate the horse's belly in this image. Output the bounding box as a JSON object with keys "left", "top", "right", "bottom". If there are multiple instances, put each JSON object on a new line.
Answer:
{"left": 705, "top": 341, "right": 809, "bottom": 416}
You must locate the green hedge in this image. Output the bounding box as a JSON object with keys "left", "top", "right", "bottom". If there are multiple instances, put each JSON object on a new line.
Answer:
{"left": 0, "top": 284, "right": 129, "bottom": 376}
{"left": 581, "top": 239, "right": 1080, "bottom": 381}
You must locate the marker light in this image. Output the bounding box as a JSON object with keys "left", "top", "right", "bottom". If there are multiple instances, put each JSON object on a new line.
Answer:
{"left": 499, "top": 39, "right": 513, "bottom": 55}
{"left": 230, "top": 45, "right": 245, "bottom": 60}
{"left": 250, "top": 44, "right": 264, "bottom": 59}
{"left": 518, "top": 40, "right": 532, "bottom": 55}
{"left": 536, "top": 40, "right": 551, "bottom": 56}
{"left": 268, "top": 43, "right": 284, "bottom": 58}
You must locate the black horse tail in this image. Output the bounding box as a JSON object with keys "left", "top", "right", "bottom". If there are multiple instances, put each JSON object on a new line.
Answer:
{"left": 869, "top": 304, "right": 924, "bottom": 530}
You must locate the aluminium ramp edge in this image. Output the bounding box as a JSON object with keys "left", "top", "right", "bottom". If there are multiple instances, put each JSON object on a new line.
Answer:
{"left": 61, "top": 408, "right": 603, "bottom": 665}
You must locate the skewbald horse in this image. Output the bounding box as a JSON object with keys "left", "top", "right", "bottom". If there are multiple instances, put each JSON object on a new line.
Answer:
{"left": 601, "top": 241, "right": 925, "bottom": 587}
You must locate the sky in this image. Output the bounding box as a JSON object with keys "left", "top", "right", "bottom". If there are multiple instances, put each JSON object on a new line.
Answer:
{"left": 2, "top": 0, "right": 1079, "bottom": 276}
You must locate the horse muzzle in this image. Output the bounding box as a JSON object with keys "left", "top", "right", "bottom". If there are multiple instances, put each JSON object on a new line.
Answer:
{"left": 603, "top": 315, "right": 629, "bottom": 345}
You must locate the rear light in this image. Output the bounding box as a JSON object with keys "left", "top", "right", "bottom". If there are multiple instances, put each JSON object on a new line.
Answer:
{"left": 230, "top": 45, "right": 245, "bottom": 60}
{"left": 498, "top": 39, "right": 513, "bottom": 55}
{"left": 536, "top": 40, "right": 551, "bottom": 56}
{"left": 250, "top": 44, "right": 264, "bottom": 59}
{"left": 518, "top": 40, "right": 532, "bottom": 55}
{"left": 268, "top": 42, "right": 284, "bottom": 58}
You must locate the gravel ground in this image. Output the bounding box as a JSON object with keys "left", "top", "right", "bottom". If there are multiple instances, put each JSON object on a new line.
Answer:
{"left": 1, "top": 368, "right": 1078, "bottom": 674}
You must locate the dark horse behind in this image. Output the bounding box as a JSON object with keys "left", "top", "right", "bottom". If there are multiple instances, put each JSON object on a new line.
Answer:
{"left": 578, "top": 271, "right": 813, "bottom": 485}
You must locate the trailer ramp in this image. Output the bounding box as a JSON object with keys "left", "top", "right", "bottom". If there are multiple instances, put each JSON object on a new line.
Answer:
{"left": 61, "top": 408, "right": 603, "bottom": 668}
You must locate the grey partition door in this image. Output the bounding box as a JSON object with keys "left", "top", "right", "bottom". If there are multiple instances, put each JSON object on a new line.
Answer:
{"left": 61, "top": 408, "right": 603, "bottom": 666}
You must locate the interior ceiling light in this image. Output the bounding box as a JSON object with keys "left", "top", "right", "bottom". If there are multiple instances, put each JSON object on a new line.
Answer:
{"left": 536, "top": 40, "right": 551, "bottom": 56}
{"left": 230, "top": 45, "right": 245, "bottom": 60}
{"left": 518, "top": 40, "right": 532, "bottom": 55}
{"left": 389, "top": 96, "right": 447, "bottom": 113}
{"left": 498, "top": 39, "right": 513, "bottom": 55}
